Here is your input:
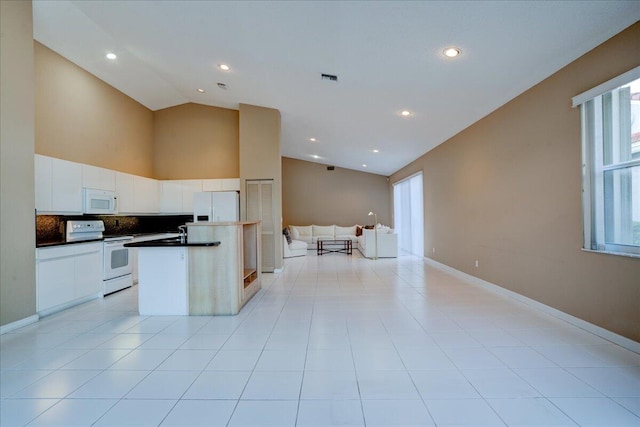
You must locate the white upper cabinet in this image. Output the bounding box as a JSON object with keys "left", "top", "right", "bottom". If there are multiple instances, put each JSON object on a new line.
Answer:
{"left": 35, "top": 155, "right": 235, "bottom": 215}
{"left": 160, "top": 180, "right": 183, "bottom": 213}
{"left": 222, "top": 178, "right": 240, "bottom": 191}
{"left": 51, "top": 158, "right": 82, "bottom": 213}
{"left": 35, "top": 154, "right": 53, "bottom": 212}
{"left": 133, "top": 175, "right": 160, "bottom": 213}
{"left": 202, "top": 179, "right": 223, "bottom": 192}
{"left": 202, "top": 178, "right": 240, "bottom": 192}
{"left": 115, "top": 172, "right": 135, "bottom": 213}
{"left": 116, "top": 173, "right": 159, "bottom": 214}
{"left": 82, "top": 164, "right": 116, "bottom": 191}
{"left": 160, "top": 179, "right": 203, "bottom": 213}
{"left": 36, "top": 154, "right": 84, "bottom": 214}
{"left": 181, "top": 180, "right": 203, "bottom": 212}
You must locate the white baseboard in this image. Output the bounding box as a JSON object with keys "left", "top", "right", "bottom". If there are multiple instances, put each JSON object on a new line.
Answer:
{"left": 37, "top": 293, "right": 102, "bottom": 318}
{"left": 0, "top": 314, "right": 39, "bottom": 335}
{"left": 424, "top": 257, "right": 640, "bottom": 354}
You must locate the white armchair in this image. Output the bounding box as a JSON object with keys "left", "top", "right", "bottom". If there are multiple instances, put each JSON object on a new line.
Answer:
{"left": 357, "top": 228, "right": 398, "bottom": 258}
{"left": 283, "top": 235, "right": 308, "bottom": 258}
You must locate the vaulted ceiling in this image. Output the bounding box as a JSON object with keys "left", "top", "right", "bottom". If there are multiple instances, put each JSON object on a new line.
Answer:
{"left": 33, "top": 1, "right": 640, "bottom": 175}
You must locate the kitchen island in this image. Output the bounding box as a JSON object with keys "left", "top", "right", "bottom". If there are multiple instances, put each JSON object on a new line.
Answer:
{"left": 126, "top": 220, "right": 261, "bottom": 316}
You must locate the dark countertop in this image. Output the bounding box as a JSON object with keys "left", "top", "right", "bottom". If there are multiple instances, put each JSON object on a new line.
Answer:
{"left": 36, "top": 232, "right": 180, "bottom": 248}
{"left": 124, "top": 237, "right": 221, "bottom": 247}
{"left": 36, "top": 238, "right": 104, "bottom": 248}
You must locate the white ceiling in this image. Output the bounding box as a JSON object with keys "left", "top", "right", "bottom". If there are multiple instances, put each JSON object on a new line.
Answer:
{"left": 33, "top": 1, "right": 640, "bottom": 176}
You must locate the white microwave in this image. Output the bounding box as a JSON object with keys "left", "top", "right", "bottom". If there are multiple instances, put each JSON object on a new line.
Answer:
{"left": 83, "top": 188, "right": 118, "bottom": 214}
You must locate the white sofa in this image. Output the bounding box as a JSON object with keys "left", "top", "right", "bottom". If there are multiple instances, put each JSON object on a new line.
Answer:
{"left": 283, "top": 235, "right": 308, "bottom": 258}
{"left": 357, "top": 228, "right": 398, "bottom": 258}
{"left": 288, "top": 225, "right": 358, "bottom": 249}
{"left": 287, "top": 224, "right": 397, "bottom": 258}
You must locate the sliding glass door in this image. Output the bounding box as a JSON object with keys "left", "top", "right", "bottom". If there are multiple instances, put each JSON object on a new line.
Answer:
{"left": 393, "top": 173, "right": 424, "bottom": 257}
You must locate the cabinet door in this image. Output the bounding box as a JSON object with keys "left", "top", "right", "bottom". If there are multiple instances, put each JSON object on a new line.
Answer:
{"left": 202, "top": 179, "right": 223, "bottom": 192}
{"left": 37, "top": 257, "right": 75, "bottom": 311}
{"left": 115, "top": 172, "right": 135, "bottom": 213}
{"left": 138, "top": 248, "right": 188, "bottom": 315}
{"left": 51, "top": 158, "right": 82, "bottom": 213}
{"left": 82, "top": 164, "right": 115, "bottom": 191}
{"left": 246, "top": 180, "right": 275, "bottom": 272}
{"left": 160, "top": 180, "right": 183, "bottom": 213}
{"left": 35, "top": 154, "right": 52, "bottom": 212}
{"left": 181, "top": 180, "right": 203, "bottom": 213}
{"left": 134, "top": 176, "right": 159, "bottom": 213}
{"left": 74, "top": 250, "right": 103, "bottom": 299}
{"left": 221, "top": 178, "right": 240, "bottom": 191}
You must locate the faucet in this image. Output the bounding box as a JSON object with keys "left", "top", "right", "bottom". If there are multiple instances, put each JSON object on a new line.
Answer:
{"left": 178, "top": 225, "right": 187, "bottom": 243}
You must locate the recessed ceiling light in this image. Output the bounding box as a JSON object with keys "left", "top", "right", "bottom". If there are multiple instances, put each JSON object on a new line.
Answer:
{"left": 373, "top": 149, "right": 379, "bottom": 153}
{"left": 362, "top": 164, "right": 367, "bottom": 168}
{"left": 401, "top": 110, "right": 412, "bottom": 117}
{"left": 106, "top": 52, "right": 117, "bottom": 60}
{"left": 309, "top": 138, "right": 316, "bottom": 142}
{"left": 196, "top": 88, "right": 205, "bottom": 93}
{"left": 311, "top": 155, "right": 320, "bottom": 159}
{"left": 443, "top": 47, "right": 461, "bottom": 58}
{"left": 219, "top": 64, "right": 230, "bottom": 71}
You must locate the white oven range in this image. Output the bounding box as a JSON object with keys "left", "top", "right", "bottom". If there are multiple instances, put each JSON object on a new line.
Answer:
{"left": 65, "top": 220, "right": 133, "bottom": 296}
{"left": 103, "top": 235, "right": 134, "bottom": 295}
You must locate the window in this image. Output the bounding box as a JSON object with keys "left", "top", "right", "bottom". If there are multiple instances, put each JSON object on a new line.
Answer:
{"left": 393, "top": 172, "right": 423, "bottom": 257}
{"left": 574, "top": 67, "right": 640, "bottom": 257}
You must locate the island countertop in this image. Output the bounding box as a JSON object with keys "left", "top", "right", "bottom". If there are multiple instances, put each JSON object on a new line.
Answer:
{"left": 124, "top": 237, "right": 221, "bottom": 247}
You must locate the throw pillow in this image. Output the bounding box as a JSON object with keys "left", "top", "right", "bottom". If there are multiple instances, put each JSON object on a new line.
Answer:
{"left": 356, "top": 226, "right": 362, "bottom": 237}
{"left": 283, "top": 227, "right": 292, "bottom": 244}
{"left": 364, "top": 225, "right": 375, "bottom": 230}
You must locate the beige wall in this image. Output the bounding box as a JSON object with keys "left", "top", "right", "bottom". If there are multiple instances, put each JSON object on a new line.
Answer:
{"left": 239, "top": 104, "right": 283, "bottom": 270}
{"left": 391, "top": 22, "right": 640, "bottom": 342}
{"left": 282, "top": 157, "right": 391, "bottom": 227}
{"left": 1, "top": 0, "right": 36, "bottom": 326}
{"left": 34, "top": 42, "right": 154, "bottom": 177}
{"left": 153, "top": 103, "right": 239, "bottom": 179}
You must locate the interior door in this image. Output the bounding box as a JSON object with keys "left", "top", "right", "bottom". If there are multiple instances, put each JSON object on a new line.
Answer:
{"left": 246, "top": 179, "right": 275, "bottom": 272}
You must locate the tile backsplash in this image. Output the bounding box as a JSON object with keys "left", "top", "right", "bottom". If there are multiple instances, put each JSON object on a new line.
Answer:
{"left": 36, "top": 214, "right": 192, "bottom": 244}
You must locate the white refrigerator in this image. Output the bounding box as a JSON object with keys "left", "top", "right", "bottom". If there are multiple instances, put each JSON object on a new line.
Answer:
{"left": 193, "top": 191, "right": 239, "bottom": 222}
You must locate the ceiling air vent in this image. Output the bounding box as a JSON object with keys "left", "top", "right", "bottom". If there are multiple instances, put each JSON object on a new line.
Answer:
{"left": 321, "top": 73, "right": 338, "bottom": 82}
{"left": 327, "top": 166, "right": 335, "bottom": 171}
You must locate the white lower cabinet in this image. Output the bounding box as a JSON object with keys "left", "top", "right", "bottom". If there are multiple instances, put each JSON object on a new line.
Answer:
{"left": 36, "top": 243, "right": 103, "bottom": 314}
{"left": 74, "top": 250, "right": 104, "bottom": 299}
{"left": 138, "top": 247, "right": 188, "bottom": 315}
{"left": 130, "top": 233, "right": 179, "bottom": 283}
{"left": 37, "top": 256, "right": 76, "bottom": 312}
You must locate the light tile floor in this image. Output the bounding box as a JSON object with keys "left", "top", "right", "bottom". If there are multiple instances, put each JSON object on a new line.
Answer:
{"left": 1, "top": 252, "right": 639, "bottom": 426}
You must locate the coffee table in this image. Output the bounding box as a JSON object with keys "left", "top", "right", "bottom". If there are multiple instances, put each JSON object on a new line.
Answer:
{"left": 317, "top": 239, "right": 352, "bottom": 255}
